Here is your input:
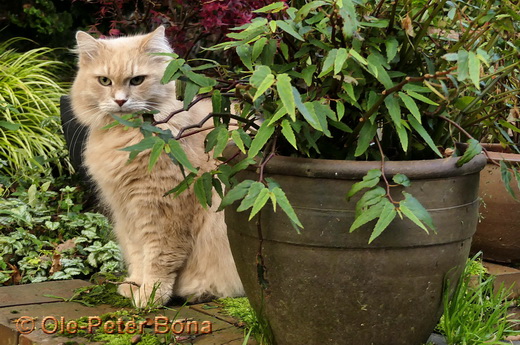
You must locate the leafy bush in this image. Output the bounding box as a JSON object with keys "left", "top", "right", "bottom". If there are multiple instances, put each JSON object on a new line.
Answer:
{"left": 0, "top": 177, "right": 122, "bottom": 284}
{"left": 0, "top": 38, "right": 72, "bottom": 177}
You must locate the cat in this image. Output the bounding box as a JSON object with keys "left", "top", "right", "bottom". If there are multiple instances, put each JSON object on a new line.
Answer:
{"left": 70, "top": 26, "right": 243, "bottom": 307}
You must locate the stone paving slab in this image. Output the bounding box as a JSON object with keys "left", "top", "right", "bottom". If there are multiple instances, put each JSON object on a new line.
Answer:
{"left": 484, "top": 262, "right": 520, "bottom": 299}
{"left": 0, "top": 280, "right": 255, "bottom": 345}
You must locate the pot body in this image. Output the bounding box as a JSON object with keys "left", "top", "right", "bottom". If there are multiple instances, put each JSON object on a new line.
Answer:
{"left": 225, "top": 154, "right": 486, "bottom": 345}
{"left": 472, "top": 151, "right": 520, "bottom": 263}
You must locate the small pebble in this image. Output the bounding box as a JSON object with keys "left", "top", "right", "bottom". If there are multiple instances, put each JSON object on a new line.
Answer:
{"left": 131, "top": 334, "right": 142, "bottom": 344}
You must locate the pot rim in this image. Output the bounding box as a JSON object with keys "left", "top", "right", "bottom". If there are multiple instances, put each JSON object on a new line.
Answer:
{"left": 258, "top": 153, "right": 487, "bottom": 180}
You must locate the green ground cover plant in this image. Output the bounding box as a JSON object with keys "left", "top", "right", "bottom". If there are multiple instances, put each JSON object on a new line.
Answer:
{"left": 0, "top": 176, "right": 122, "bottom": 284}
{"left": 0, "top": 38, "right": 72, "bottom": 177}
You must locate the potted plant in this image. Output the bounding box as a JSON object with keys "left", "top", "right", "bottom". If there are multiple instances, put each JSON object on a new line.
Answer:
{"left": 72, "top": 0, "right": 519, "bottom": 344}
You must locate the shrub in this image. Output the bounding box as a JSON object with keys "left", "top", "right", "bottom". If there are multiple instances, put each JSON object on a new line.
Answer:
{"left": 0, "top": 38, "right": 72, "bottom": 177}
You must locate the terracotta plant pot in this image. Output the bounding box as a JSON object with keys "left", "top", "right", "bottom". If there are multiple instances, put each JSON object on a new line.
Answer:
{"left": 471, "top": 150, "right": 520, "bottom": 263}
{"left": 225, "top": 154, "right": 486, "bottom": 345}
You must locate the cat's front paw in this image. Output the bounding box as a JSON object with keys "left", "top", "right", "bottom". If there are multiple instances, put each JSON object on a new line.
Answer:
{"left": 126, "top": 283, "right": 171, "bottom": 308}
{"left": 117, "top": 281, "right": 140, "bottom": 299}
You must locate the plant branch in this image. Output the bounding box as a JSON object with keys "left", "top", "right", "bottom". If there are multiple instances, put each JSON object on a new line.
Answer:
{"left": 375, "top": 136, "right": 397, "bottom": 204}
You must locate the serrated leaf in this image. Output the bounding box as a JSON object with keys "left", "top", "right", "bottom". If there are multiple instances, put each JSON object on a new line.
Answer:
{"left": 295, "top": 1, "right": 327, "bottom": 22}
{"left": 252, "top": 37, "right": 268, "bottom": 61}
{"left": 277, "top": 74, "right": 295, "bottom": 120}
{"left": 398, "top": 92, "right": 421, "bottom": 123}
{"left": 231, "top": 130, "right": 246, "bottom": 153}
{"left": 400, "top": 192, "right": 435, "bottom": 232}
{"left": 281, "top": 119, "right": 297, "bottom": 149}
{"left": 407, "top": 115, "right": 443, "bottom": 158}
{"left": 392, "top": 173, "right": 411, "bottom": 187}
{"left": 301, "top": 65, "right": 317, "bottom": 86}
{"left": 456, "top": 139, "right": 482, "bottom": 167}
{"left": 457, "top": 49, "right": 469, "bottom": 82}
{"left": 213, "top": 126, "right": 230, "bottom": 158}
{"left": 293, "top": 88, "right": 322, "bottom": 131}
{"left": 194, "top": 177, "right": 209, "bottom": 209}
{"left": 148, "top": 140, "right": 165, "bottom": 171}
{"left": 251, "top": 65, "right": 272, "bottom": 87}
{"left": 161, "top": 59, "right": 184, "bottom": 84}
{"left": 120, "top": 136, "right": 157, "bottom": 153}
{"left": 248, "top": 122, "right": 275, "bottom": 158}
{"left": 355, "top": 186, "right": 386, "bottom": 216}
{"left": 349, "top": 48, "right": 368, "bottom": 65}
{"left": 168, "top": 139, "right": 197, "bottom": 173}
{"left": 183, "top": 82, "right": 199, "bottom": 109}
{"left": 369, "top": 199, "right": 397, "bottom": 243}
{"left": 268, "top": 106, "right": 288, "bottom": 125}
{"left": 212, "top": 90, "right": 222, "bottom": 113}
{"left": 335, "top": 48, "right": 348, "bottom": 75}
{"left": 384, "top": 95, "right": 402, "bottom": 128}
{"left": 500, "top": 160, "right": 516, "bottom": 199}
{"left": 349, "top": 198, "right": 385, "bottom": 232}
{"left": 385, "top": 37, "right": 398, "bottom": 63}
{"left": 276, "top": 20, "right": 305, "bottom": 41}
{"left": 237, "top": 182, "right": 265, "bottom": 212}
{"left": 237, "top": 45, "right": 253, "bottom": 71}
{"left": 219, "top": 180, "right": 255, "bottom": 210}
{"left": 319, "top": 49, "right": 338, "bottom": 78}
{"left": 347, "top": 169, "right": 382, "bottom": 200}
{"left": 253, "top": 2, "right": 286, "bottom": 13}
{"left": 354, "top": 120, "right": 377, "bottom": 157}
{"left": 253, "top": 73, "right": 275, "bottom": 101}
{"left": 407, "top": 90, "right": 439, "bottom": 106}
{"left": 249, "top": 188, "right": 271, "bottom": 220}
{"left": 272, "top": 187, "right": 303, "bottom": 228}
{"left": 336, "top": 101, "right": 345, "bottom": 120}
{"left": 468, "top": 51, "right": 481, "bottom": 89}
{"left": 396, "top": 121, "right": 409, "bottom": 152}
{"left": 183, "top": 69, "right": 216, "bottom": 88}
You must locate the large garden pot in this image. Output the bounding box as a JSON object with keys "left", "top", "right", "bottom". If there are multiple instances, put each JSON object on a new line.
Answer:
{"left": 225, "top": 154, "right": 486, "bottom": 345}
{"left": 471, "top": 150, "right": 520, "bottom": 263}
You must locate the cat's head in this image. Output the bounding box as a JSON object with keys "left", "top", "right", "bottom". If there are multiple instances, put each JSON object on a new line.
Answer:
{"left": 71, "top": 26, "right": 176, "bottom": 127}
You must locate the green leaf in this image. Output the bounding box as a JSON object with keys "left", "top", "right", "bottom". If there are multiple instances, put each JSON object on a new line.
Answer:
{"left": 268, "top": 106, "right": 288, "bottom": 125}
{"left": 251, "top": 65, "right": 272, "bottom": 87}
{"left": 161, "top": 59, "right": 184, "bottom": 84}
{"left": 500, "top": 160, "right": 515, "bottom": 199}
{"left": 276, "top": 20, "right": 305, "bottom": 41}
{"left": 338, "top": 0, "right": 359, "bottom": 37}
{"left": 407, "top": 115, "right": 443, "bottom": 158}
{"left": 384, "top": 95, "right": 402, "bottom": 128}
{"left": 293, "top": 89, "right": 322, "bottom": 131}
{"left": 281, "top": 119, "right": 297, "bottom": 149}
{"left": 355, "top": 186, "right": 386, "bottom": 216}
{"left": 392, "top": 173, "right": 411, "bottom": 187}
{"left": 277, "top": 74, "right": 296, "bottom": 120}
{"left": 148, "top": 139, "right": 165, "bottom": 171}
{"left": 407, "top": 91, "right": 439, "bottom": 106}
{"left": 385, "top": 37, "right": 399, "bottom": 63}
{"left": 167, "top": 139, "right": 198, "bottom": 173}
{"left": 252, "top": 37, "right": 268, "bottom": 61}
{"left": 349, "top": 198, "right": 385, "bottom": 232}
{"left": 295, "top": 1, "right": 327, "bottom": 21}
{"left": 183, "top": 82, "right": 199, "bottom": 110}
{"left": 334, "top": 48, "right": 348, "bottom": 75}
{"left": 457, "top": 49, "right": 469, "bottom": 82}
{"left": 399, "top": 192, "right": 435, "bottom": 232}
{"left": 248, "top": 122, "right": 275, "bottom": 158}
{"left": 347, "top": 169, "right": 382, "bottom": 200}
{"left": 396, "top": 121, "right": 409, "bottom": 152}
{"left": 253, "top": 2, "right": 286, "bottom": 13}
{"left": 468, "top": 51, "right": 481, "bottom": 89}
{"left": 318, "top": 49, "right": 338, "bottom": 78}
{"left": 0, "top": 121, "right": 21, "bottom": 131}
{"left": 336, "top": 101, "right": 345, "bottom": 121}
{"left": 253, "top": 73, "right": 275, "bottom": 101}
{"left": 237, "top": 182, "right": 265, "bottom": 212}
{"left": 456, "top": 139, "right": 482, "bottom": 167}
{"left": 194, "top": 176, "right": 209, "bottom": 209}
{"left": 272, "top": 187, "right": 303, "bottom": 228}
{"left": 249, "top": 188, "right": 271, "bottom": 220}
{"left": 237, "top": 45, "right": 253, "bottom": 71}
{"left": 183, "top": 69, "right": 216, "bottom": 88}
{"left": 219, "top": 180, "right": 255, "bottom": 210}
{"left": 349, "top": 48, "right": 368, "bottom": 65}
{"left": 369, "top": 199, "right": 397, "bottom": 243}
{"left": 231, "top": 130, "right": 246, "bottom": 153}
{"left": 212, "top": 126, "right": 230, "bottom": 158}
{"left": 212, "top": 90, "right": 222, "bottom": 113}
{"left": 354, "top": 120, "right": 377, "bottom": 157}
{"left": 301, "top": 65, "right": 317, "bottom": 86}
{"left": 120, "top": 136, "right": 157, "bottom": 153}
{"left": 398, "top": 92, "right": 421, "bottom": 123}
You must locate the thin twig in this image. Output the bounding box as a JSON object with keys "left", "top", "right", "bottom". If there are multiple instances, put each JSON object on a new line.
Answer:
{"left": 374, "top": 136, "right": 397, "bottom": 204}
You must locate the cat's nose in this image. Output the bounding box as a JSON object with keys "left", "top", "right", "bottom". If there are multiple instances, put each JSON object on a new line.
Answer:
{"left": 115, "top": 99, "right": 127, "bottom": 107}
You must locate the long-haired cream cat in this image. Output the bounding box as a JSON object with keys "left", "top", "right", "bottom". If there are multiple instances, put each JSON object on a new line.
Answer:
{"left": 70, "top": 26, "right": 243, "bottom": 306}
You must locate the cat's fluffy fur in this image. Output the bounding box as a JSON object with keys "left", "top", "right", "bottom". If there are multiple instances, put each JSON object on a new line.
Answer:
{"left": 70, "top": 27, "right": 243, "bottom": 306}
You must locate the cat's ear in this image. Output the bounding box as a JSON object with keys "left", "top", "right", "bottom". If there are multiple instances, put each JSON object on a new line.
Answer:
{"left": 75, "top": 31, "right": 101, "bottom": 62}
{"left": 140, "top": 26, "right": 173, "bottom": 54}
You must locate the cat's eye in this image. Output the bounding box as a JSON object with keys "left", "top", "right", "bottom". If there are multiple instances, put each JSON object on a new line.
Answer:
{"left": 130, "top": 76, "right": 145, "bottom": 86}
{"left": 98, "top": 77, "right": 112, "bottom": 86}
